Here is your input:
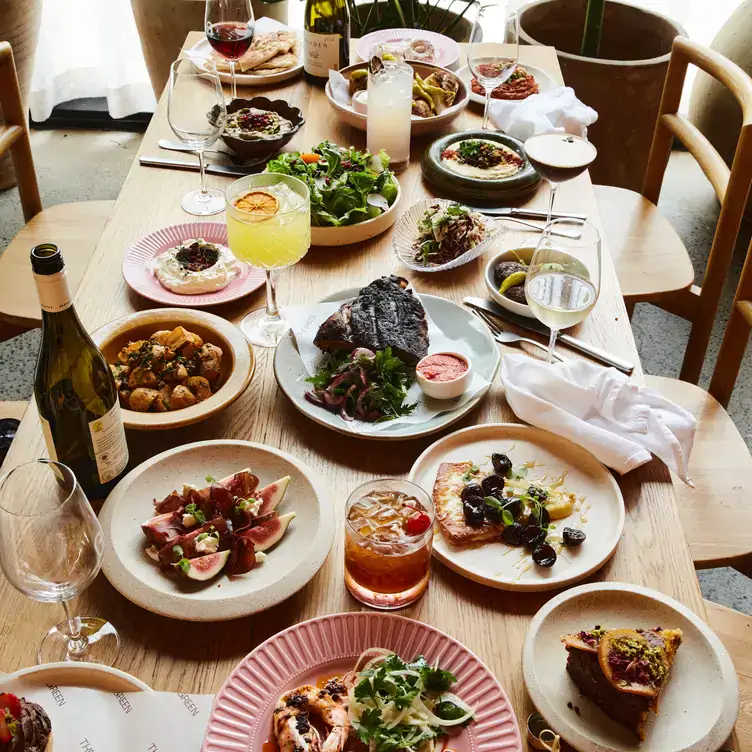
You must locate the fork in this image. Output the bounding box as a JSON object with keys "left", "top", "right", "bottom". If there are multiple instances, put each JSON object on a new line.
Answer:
{"left": 472, "top": 308, "right": 564, "bottom": 362}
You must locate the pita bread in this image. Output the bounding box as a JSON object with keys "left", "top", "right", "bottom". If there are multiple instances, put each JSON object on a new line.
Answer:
{"left": 238, "top": 39, "right": 287, "bottom": 71}
{"left": 255, "top": 52, "right": 297, "bottom": 71}
{"left": 206, "top": 31, "right": 299, "bottom": 75}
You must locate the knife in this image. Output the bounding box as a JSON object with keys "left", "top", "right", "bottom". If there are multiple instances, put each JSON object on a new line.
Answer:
{"left": 469, "top": 207, "right": 587, "bottom": 221}
{"left": 464, "top": 296, "right": 635, "bottom": 374}
{"left": 139, "top": 155, "right": 263, "bottom": 177}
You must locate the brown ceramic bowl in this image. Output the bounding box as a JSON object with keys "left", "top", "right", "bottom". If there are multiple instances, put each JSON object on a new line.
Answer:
{"left": 92, "top": 308, "right": 254, "bottom": 430}
{"left": 219, "top": 97, "right": 305, "bottom": 160}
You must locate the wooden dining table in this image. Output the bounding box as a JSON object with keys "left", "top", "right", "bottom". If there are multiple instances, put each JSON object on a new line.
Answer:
{"left": 0, "top": 36, "right": 739, "bottom": 749}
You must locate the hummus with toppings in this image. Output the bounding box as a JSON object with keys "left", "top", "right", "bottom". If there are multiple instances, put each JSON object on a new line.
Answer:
{"left": 225, "top": 107, "right": 293, "bottom": 141}
{"left": 151, "top": 238, "right": 240, "bottom": 294}
{"left": 441, "top": 139, "right": 525, "bottom": 180}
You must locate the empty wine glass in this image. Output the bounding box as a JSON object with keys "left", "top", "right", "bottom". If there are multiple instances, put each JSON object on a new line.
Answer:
{"left": 205, "top": 0, "right": 255, "bottom": 101}
{"left": 168, "top": 57, "right": 228, "bottom": 216}
{"left": 525, "top": 219, "right": 602, "bottom": 362}
{"left": 0, "top": 460, "right": 119, "bottom": 664}
{"left": 468, "top": 3, "right": 520, "bottom": 130}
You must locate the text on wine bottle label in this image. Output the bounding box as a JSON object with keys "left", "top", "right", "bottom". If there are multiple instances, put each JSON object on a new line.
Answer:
{"left": 33, "top": 270, "right": 73, "bottom": 313}
{"left": 305, "top": 31, "right": 342, "bottom": 76}
{"left": 88, "top": 403, "right": 129, "bottom": 484}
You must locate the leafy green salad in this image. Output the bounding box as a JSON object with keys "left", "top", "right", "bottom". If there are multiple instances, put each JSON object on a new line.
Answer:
{"left": 348, "top": 651, "right": 475, "bottom": 752}
{"left": 266, "top": 140, "right": 399, "bottom": 227}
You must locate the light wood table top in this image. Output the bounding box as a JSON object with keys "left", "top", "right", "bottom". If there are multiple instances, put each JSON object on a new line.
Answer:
{"left": 1, "top": 36, "right": 732, "bottom": 748}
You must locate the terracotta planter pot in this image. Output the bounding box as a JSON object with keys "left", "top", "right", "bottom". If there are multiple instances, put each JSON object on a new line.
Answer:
{"left": 131, "top": 0, "right": 289, "bottom": 98}
{"left": 0, "top": 0, "right": 43, "bottom": 191}
{"left": 519, "top": 0, "right": 684, "bottom": 191}
{"left": 351, "top": 2, "right": 474, "bottom": 42}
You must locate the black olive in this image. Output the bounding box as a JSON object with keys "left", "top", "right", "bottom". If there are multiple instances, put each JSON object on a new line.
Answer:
{"left": 532, "top": 544, "right": 557, "bottom": 567}
{"left": 481, "top": 474, "right": 505, "bottom": 498}
{"left": 502, "top": 522, "right": 524, "bottom": 546}
{"left": 461, "top": 483, "right": 484, "bottom": 502}
{"left": 491, "top": 453, "right": 513, "bottom": 477}
{"left": 531, "top": 505, "right": 550, "bottom": 528}
{"left": 563, "top": 527, "right": 587, "bottom": 547}
{"left": 484, "top": 500, "right": 503, "bottom": 524}
{"left": 521, "top": 525, "right": 547, "bottom": 550}
{"left": 527, "top": 485, "right": 548, "bottom": 502}
{"left": 503, "top": 498, "right": 522, "bottom": 519}
{"left": 462, "top": 499, "right": 485, "bottom": 527}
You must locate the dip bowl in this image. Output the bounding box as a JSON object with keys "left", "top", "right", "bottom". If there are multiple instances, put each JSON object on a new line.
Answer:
{"left": 217, "top": 97, "right": 305, "bottom": 161}
{"left": 415, "top": 351, "right": 472, "bottom": 400}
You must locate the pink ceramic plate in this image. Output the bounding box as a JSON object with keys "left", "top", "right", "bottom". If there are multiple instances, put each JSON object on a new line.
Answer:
{"left": 203, "top": 612, "right": 522, "bottom": 752}
{"left": 356, "top": 28, "right": 461, "bottom": 70}
{"left": 122, "top": 222, "right": 265, "bottom": 307}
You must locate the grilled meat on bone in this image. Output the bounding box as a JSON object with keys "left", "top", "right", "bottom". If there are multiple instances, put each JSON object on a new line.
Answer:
{"left": 314, "top": 276, "right": 429, "bottom": 365}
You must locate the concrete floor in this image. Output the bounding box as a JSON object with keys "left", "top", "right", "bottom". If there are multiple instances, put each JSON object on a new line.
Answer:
{"left": 0, "top": 130, "right": 750, "bottom": 614}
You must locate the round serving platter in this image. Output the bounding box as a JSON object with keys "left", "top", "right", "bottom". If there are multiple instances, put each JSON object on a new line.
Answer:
{"left": 410, "top": 423, "right": 625, "bottom": 592}
{"left": 523, "top": 582, "right": 739, "bottom": 752}
{"left": 203, "top": 612, "right": 523, "bottom": 752}
{"left": 422, "top": 130, "right": 541, "bottom": 203}
{"left": 100, "top": 440, "right": 333, "bottom": 621}
{"left": 355, "top": 28, "right": 461, "bottom": 70}
{"left": 274, "top": 289, "right": 501, "bottom": 440}
{"left": 4, "top": 663, "right": 151, "bottom": 692}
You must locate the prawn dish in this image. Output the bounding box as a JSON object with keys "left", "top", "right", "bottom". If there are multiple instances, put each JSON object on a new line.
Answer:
{"left": 109, "top": 325, "right": 224, "bottom": 412}
{"left": 272, "top": 649, "right": 474, "bottom": 752}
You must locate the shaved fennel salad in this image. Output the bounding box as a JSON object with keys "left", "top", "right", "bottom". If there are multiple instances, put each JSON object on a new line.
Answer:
{"left": 346, "top": 649, "right": 475, "bottom": 752}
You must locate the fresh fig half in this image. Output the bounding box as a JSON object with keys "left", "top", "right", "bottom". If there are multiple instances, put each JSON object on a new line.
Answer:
{"left": 173, "top": 549, "right": 230, "bottom": 581}
{"left": 238, "top": 511, "right": 295, "bottom": 552}
{"left": 255, "top": 476, "right": 291, "bottom": 516}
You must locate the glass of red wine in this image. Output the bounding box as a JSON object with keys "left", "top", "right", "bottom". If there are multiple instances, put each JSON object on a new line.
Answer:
{"left": 205, "top": 0, "right": 255, "bottom": 100}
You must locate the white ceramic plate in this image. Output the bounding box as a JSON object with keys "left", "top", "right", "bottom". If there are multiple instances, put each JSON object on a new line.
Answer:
{"left": 100, "top": 440, "right": 334, "bottom": 621}
{"left": 409, "top": 424, "right": 625, "bottom": 591}
{"left": 5, "top": 662, "right": 151, "bottom": 692}
{"left": 522, "top": 582, "right": 740, "bottom": 752}
{"left": 459, "top": 63, "right": 558, "bottom": 107}
{"left": 485, "top": 245, "right": 537, "bottom": 318}
{"left": 274, "top": 291, "right": 500, "bottom": 440}
{"left": 311, "top": 180, "right": 402, "bottom": 247}
{"left": 187, "top": 35, "right": 303, "bottom": 86}
{"left": 355, "top": 28, "right": 461, "bottom": 70}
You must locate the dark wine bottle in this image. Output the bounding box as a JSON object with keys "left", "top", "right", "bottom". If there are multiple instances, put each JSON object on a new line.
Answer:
{"left": 31, "top": 244, "right": 129, "bottom": 499}
{"left": 304, "top": 0, "right": 351, "bottom": 86}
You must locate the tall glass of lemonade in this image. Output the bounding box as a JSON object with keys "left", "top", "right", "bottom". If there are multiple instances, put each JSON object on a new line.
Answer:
{"left": 226, "top": 173, "right": 310, "bottom": 347}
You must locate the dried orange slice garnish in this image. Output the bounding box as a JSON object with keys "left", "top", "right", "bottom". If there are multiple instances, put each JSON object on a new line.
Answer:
{"left": 234, "top": 190, "right": 279, "bottom": 216}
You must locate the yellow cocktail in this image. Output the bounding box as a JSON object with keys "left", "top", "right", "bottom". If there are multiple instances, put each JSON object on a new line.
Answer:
{"left": 225, "top": 173, "right": 310, "bottom": 347}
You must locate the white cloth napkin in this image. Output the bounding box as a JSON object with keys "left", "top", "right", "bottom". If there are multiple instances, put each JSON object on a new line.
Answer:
{"left": 328, "top": 69, "right": 352, "bottom": 105}
{"left": 490, "top": 86, "right": 598, "bottom": 141}
{"left": 500, "top": 354, "right": 697, "bottom": 484}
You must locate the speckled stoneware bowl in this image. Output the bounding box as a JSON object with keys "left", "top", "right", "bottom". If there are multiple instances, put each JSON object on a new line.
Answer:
{"left": 523, "top": 582, "right": 739, "bottom": 752}
{"left": 422, "top": 130, "right": 541, "bottom": 203}
{"left": 91, "top": 308, "right": 254, "bottom": 431}
{"left": 485, "top": 245, "right": 537, "bottom": 318}
{"left": 100, "top": 440, "right": 333, "bottom": 622}
{"left": 219, "top": 97, "right": 305, "bottom": 160}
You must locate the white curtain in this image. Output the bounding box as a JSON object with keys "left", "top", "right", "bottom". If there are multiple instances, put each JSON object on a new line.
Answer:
{"left": 29, "top": 0, "right": 156, "bottom": 123}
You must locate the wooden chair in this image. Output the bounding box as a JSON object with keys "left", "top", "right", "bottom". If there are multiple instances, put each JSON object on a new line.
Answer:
{"left": 0, "top": 41, "right": 114, "bottom": 341}
{"left": 644, "top": 223, "right": 752, "bottom": 575}
{"left": 595, "top": 36, "right": 752, "bottom": 384}
{"left": 704, "top": 600, "right": 751, "bottom": 752}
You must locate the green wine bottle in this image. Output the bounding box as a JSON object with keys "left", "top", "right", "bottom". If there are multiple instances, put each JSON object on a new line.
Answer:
{"left": 304, "top": 0, "right": 351, "bottom": 86}
{"left": 31, "top": 244, "right": 129, "bottom": 498}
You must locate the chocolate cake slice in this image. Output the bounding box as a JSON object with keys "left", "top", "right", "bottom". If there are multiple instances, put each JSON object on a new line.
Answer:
{"left": 562, "top": 626, "right": 682, "bottom": 740}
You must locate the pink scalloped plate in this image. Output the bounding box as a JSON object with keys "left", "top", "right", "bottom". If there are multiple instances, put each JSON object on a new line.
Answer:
{"left": 122, "top": 222, "right": 265, "bottom": 307}
{"left": 203, "top": 612, "right": 522, "bottom": 752}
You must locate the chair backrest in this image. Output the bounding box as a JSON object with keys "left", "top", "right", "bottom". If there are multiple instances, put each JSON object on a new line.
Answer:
{"left": 0, "top": 41, "right": 42, "bottom": 222}
{"left": 641, "top": 36, "right": 752, "bottom": 384}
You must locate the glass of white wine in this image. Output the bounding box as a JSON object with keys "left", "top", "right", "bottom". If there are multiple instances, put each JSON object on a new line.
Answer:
{"left": 0, "top": 460, "right": 119, "bottom": 664}
{"left": 525, "top": 219, "right": 601, "bottom": 362}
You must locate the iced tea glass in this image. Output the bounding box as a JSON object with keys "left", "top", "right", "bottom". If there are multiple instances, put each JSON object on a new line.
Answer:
{"left": 344, "top": 479, "right": 434, "bottom": 610}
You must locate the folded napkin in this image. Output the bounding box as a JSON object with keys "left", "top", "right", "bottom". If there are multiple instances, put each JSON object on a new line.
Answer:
{"left": 490, "top": 86, "right": 598, "bottom": 141}
{"left": 500, "top": 354, "right": 697, "bottom": 484}
{"left": 329, "top": 69, "right": 352, "bottom": 105}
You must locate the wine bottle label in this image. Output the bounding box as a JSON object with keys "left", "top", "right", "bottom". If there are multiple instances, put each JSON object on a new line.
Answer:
{"left": 88, "top": 403, "right": 129, "bottom": 485}
{"left": 33, "top": 270, "right": 72, "bottom": 313}
{"left": 305, "top": 31, "right": 342, "bottom": 76}
{"left": 39, "top": 415, "right": 59, "bottom": 462}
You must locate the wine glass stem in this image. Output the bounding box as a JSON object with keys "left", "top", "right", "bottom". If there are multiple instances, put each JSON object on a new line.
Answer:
{"left": 546, "top": 328, "right": 558, "bottom": 363}
{"left": 546, "top": 181, "right": 559, "bottom": 224}
{"left": 198, "top": 150, "right": 208, "bottom": 198}
{"left": 482, "top": 89, "right": 492, "bottom": 130}
{"left": 264, "top": 269, "right": 280, "bottom": 321}
{"left": 230, "top": 61, "right": 237, "bottom": 100}
{"left": 62, "top": 599, "right": 88, "bottom": 655}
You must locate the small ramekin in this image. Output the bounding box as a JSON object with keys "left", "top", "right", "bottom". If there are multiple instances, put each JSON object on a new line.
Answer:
{"left": 415, "top": 352, "right": 472, "bottom": 400}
